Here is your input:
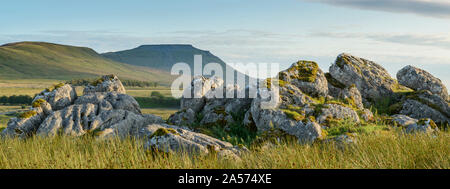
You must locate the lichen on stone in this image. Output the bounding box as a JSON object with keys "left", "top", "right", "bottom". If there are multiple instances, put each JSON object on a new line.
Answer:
{"left": 32, "top": 99, "right": 46, "bottom": 108}
{"left": 281, "top": 109, "right": 305, "bottom": 121}
{"left": 18, "top": 110, "right": 37, "bottom": 119}
{"left": 45, "top": 83, "right": 65, "bottom": 92}
{"left": 265, "top": 78, "right": 287, "bottom": 89}
{"left": 417, "top": 118, "right": 437, "bottom": 129}
{"left": 288, "top": 60, "right": 319, "bottom": 83}
{"left": 91, "top": 74, "right": 116, "bottom": 86}
{"left": 150, "top": 128, "right": 178, "bottom": 138}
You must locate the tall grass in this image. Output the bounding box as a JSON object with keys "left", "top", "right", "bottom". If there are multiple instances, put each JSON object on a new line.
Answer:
{"left": 0, "top": 132, "right": 448, "bottom": 169}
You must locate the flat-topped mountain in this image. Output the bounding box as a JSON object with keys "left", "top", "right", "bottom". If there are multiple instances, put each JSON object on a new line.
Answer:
{"left": 0, "top": 42, "right": 175, "bottom": 85}
{"left": 102, "top": 44, "right": 228, "bottom": 72}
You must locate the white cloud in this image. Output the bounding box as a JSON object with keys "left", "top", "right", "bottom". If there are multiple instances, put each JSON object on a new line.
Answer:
{"left": 303, "top": 0, "right": 450, "bottom": 18}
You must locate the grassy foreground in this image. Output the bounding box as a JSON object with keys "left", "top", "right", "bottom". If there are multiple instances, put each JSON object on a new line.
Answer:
{"left": 0, "top": 132, "right": 448, "bottom": 169}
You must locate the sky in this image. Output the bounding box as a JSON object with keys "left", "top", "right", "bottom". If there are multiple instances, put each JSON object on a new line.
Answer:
{"left": 1, "top": 0, "right": 450, "bottom": 87}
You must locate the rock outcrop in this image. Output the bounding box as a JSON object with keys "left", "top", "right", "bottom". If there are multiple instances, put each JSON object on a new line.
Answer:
{"left": 278, "top": 61, "right": 328, "bottom": 97}
{"left": 397, "top": 65, "right": 449, "bottom": 101}
{"left": 316, "top": 104, "right": 360, "bottom": 124}
{"left": 1, "top": 74, "right": 246, "bottom": 159}
{"left": 2, "top": 75, "right": 157, "bottom": 138}
{"left": 169, "top": 76, "right": 252, "bottom": 127}
{"left": 83, "top": 74, "right": 126, "bottom": 95}
{"left": 329, "top": 53, "right": 396, "bottom": 104}
{"left": 391, "top": 115, "right": 439, "bottom": 134}
{"left": 142, "top": 124, "right": 244, "bottom": 159}
{"left": 33, "top": 83, "right": 77, "bottom": 111}
{"left": 249, "top": 83, "right": 324, "bottom": 143}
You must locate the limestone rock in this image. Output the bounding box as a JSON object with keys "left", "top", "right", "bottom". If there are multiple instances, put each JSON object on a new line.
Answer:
{"left": 360, "top": 109, "right": 374, "bottom": 122}
{"left": 1, "top": 107, "right": 47, "bottom": 138}
{"left": 75, "top": 92, "right": 141, "bottom": 115}
{"left": 249, "top": 88, "right": 323, "bottom": 143}
{"left": 33, "top": 84, "right": 77, "bottom": 111}
{"left": 83, "top": 75, "right": 126, "bottom": 95}
{"left": 316, "top": 104, "right": 360, "bottom": 124}
{"left": 391, "top": 114, "right": 418, "bottom": 127}
{"left": 329, "top": 53, "right": 396, "bottom": 104}
{"left": 142, "top": 124, "right": 243, "bottom": 159}
{"left": 168, "top": 108, "right": 196, "bottom": 126}
{"left": 180, "top": 76, "right": 224, "bottom": 113}
{"left": 278, "top": 61, "right": 328, "bottom": 97}
{"left": 399, "top": 90, "right": 449, "bottom": 123}
{"left": 405, "top": 118, "right": 439, "bottom": 134}
{"left": 36, "top": 103, "right": 98, "bottom": 137}
{"left": 199, "top": 84, "right": 252, "bottom": 126}
{"left": 397, "top": 65, "right": 449, "bottom": 101}
{"left": 90, "top": 110, "right": 163, "bottom": 138}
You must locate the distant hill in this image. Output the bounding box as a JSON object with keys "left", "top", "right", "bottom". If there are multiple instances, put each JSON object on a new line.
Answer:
{"left": 0, "top": 42, "right": 175, "bottom": 85}
{"left": 102, "top": 44, "right": 228, "bottom": 72}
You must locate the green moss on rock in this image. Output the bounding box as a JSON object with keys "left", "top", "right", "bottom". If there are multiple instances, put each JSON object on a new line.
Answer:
{"left": 32, "top": 99, "right": 46, "bottom": 108}
{"left": 45, "top": 83, "right": 65, "bottom": 92}
{"left": 281, "top": 109, "right": 305, "bottom": 121}
{"left": 288, "top": 60, "right": 319, "bottom": 83}
{"left": 417, "top": 118, "right": 437, "bottom": 129}
{"left": 150, "top": 128, "right": 178, "bottom": 138}
{"left": 18, "top": 110, "right": 37, "bottom": 119}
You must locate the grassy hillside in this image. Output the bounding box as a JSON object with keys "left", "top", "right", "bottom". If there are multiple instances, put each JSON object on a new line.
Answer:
{"left": 0, "top": 42, "right": 175, "bottom": 85}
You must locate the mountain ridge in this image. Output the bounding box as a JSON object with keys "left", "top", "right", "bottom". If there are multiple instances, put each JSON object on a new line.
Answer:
{"left": 101, "top": 44, "right": 228, "bottom": 72}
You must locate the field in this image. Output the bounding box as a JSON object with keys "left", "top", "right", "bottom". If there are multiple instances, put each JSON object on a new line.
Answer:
{"left": 0, "top": 131, "right": 448, "bottom": 169}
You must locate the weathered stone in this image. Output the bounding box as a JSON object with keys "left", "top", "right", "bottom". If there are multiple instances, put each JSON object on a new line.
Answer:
{"left": 180, "top": 76, "right": 224, "bottom": 113}
{"left": 90, "top": 110, "right": 163, "bottom": 138}
{"left": 391, "top": 114, "right": 418, "bottom": 127}
{"left": 329, "top": 53, "right": 396, "bottom": 104}
{"left": 360, "top": 109, "right": 374, "bottom": 122}
{"left": 397, "top": 65, "right": 449, "bottom": 101}
{"left": 33, "top": 84, "right": 77, "bottom": 111}
{"left": 405, "top": 118, "right": 439, "bottom": 134}
{"left": 399, "top": 99, "right": 449, "bottom": 124}
{"left": 278, "top": 61, "right": 328, "bottom": 97}
{"left": 249, "top": 88, "right": 323, "bottom": 143}
{"left": 142, "top": 124, "right": 243, "bottom": 159}
{"left": 1, "top": 107, "right": 47, "bottom": 138}
{"left": 168, "top": 108, "right": 196, "bottom": 126}
{"left": 399, "top": 90, "right": 449, "bottom": 123}
{"left": 36, "top": 103, "right": 98, "bottom": 137}
{"left": 199, "top": 84, "right": 252, "bottom": 126}
{"left": 316, "top": 104, "right": 360, "bottom": 124}
{"left": 75, "top": 92, "right": 141, "bottom": 114}
{"left": 83, "top": 74, "right": 126, "bottom": 95}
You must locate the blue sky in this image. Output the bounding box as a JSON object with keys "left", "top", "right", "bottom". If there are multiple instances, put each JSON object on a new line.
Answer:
{"left": 1, "top": 0, "right": 450, "bottom": 87}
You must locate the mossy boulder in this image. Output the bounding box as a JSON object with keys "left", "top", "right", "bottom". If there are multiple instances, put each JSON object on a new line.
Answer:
{"left": 83, "top": 74, "right": 126, "bottom": 95}
{"left": 405, "top": 118, "right": 439, "bottom": 134}
{"left": 329, "top": 53, "right": 396, "bottom": 105}
{"left": 33, "top": 83, "right": 78, "bottom": 111}
{"left": 278, "top": 60, "right": 328, "bottom": 97}
{"left": 143, "top": 124, "right": 245, "bottom": 159}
